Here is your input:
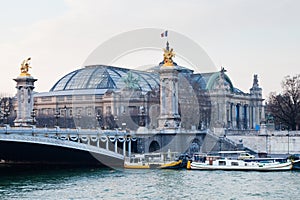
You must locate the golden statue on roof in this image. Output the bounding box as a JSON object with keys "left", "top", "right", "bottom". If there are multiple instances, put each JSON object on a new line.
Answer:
{"left": 20, "top": 57, "right": 32, "bottom": 76}
{"left": 163, "top": 41, "right": 175, "bottom": 66}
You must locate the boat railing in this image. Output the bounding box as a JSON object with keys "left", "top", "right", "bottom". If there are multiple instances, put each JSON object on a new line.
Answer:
{"left": 126, "top": 152, "right": 180, "bottom": 164}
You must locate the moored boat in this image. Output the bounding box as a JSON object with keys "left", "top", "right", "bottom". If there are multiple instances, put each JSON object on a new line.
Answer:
{"left": 292, "top": 159, "right": 300, "bottom": 170}
{"left": 124, "top": 152, "right": 189, "bottom": 169}
{"left": 188, "top": 154, "right": 293, "bottom": 171}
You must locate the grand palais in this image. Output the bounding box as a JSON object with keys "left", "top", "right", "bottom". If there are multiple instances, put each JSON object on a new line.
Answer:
{"left": 18, "top": 58, "right": 265, "bottom": 131}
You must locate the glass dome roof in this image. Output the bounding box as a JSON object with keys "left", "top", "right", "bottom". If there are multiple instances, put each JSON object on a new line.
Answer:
{"left": 49, "top": 64, "right": 240, "bottom": 96}
{"left": 50, "top": 65, "right": 160, "bottom": 92}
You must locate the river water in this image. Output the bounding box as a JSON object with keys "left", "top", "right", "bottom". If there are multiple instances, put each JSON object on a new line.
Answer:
{"left": 0, "top": 167, "right": 299, "bottom": 200}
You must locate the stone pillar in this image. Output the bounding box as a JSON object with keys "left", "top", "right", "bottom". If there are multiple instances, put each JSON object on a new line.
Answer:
{"left": 261, "top": 104, "right": 266, "bottom": 123}
{"left": 239, "top": 104, "right": 243, "bottom": 129}
{"left": 249, "top": 106, "right": 252, "bottom": 129}
{"left": 128, "top": 139, "right": 132, "bottom": 157}
{"left": 238, "top": 104, "right": 241, "bottom": 129}
{"left": 236, "top": 104, "right": 240, "bottom": 129}
{"left": 106, "top": 139, "right": 109, "bottom": 150}
{"left": 246, "top": 105, "right": 250, "bottom": 129}
{"left": 114, "top": 140, "right": 118, "bottom": 153}
{"left": 123, "top": 140, "right": 126, "bottom": 156}
{"left": 252, "top": 106, "right": 256, "bottom": 129}
{"left": 232, "top": 103, "right": 236, "bottom": 129}
{"left": 255, "top": 106, "right": 260, "bottom": 127}
{"left": 243, "top": 105, "right": 248, "bottom": 129}
{"left": 158, "top": 66, "right": 181, "bottom": 129}
{"left": 14, "top": 75, "right": 37, "bottom": 126}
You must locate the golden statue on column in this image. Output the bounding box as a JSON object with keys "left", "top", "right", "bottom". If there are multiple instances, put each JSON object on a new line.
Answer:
{"left": 20, "top": 57, "right": 32, "bottom": 76}
{"left": 163, "top": 41, "right": 175, "bottom": 67}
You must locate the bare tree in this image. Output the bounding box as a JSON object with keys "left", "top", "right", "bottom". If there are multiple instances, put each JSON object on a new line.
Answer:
{"left": 266, "top": 75, "right": 300, "bottom": 130}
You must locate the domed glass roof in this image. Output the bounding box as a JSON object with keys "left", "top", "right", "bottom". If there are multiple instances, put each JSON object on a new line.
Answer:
{"left": 50, "top": 65, "right": 160, "bottom": 92}
{"left": 49, "top": 64, "right": 241, "bottom": 96}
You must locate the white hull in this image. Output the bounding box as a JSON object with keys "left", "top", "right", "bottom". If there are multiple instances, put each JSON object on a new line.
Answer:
{"left": 190, "top": 159, "right": 292, "bottom": 171}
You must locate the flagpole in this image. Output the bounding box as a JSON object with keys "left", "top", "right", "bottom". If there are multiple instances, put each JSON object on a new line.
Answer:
{"left": 161, "top": 30, "right": 169, "bottom": 50}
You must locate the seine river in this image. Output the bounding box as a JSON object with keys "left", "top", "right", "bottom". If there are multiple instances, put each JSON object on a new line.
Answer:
{"left": 0, "top": 167, "right": 299, "bottom": 200}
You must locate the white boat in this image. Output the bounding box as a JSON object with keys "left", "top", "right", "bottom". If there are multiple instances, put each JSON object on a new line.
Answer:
{"left": 189, "top": 155, "right": 293, "bottom": 171}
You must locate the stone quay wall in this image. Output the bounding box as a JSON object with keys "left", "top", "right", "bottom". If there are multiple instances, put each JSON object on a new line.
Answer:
{"left": 226, "top": 130, "right": 300, "bottom": 155}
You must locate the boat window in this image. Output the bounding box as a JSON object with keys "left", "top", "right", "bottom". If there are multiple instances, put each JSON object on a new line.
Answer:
{"left": 219, "top": 161, "right": 226, "bottom": 166}
{"left": 231, "top": 162, "right": 239, "bottom": 166}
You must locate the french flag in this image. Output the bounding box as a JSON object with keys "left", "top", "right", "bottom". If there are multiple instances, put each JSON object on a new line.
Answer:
{"left": 161, "top": 30, "right": 168, "bottom": 38}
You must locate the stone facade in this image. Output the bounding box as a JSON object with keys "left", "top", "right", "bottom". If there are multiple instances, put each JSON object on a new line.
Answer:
{"left": 12, "top": 65, "right": 265, "bottom": 133}
{"left": 158, "top": 65, "right": 181, "bottom": 129}
{"left": 209, "top": 71, "right": 264, "bottom": 134}
{"left": 13, "top": 75, "right": 37, "bottom": 126}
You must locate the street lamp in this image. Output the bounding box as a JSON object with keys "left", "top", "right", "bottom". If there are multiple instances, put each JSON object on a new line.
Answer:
{"left": 63, "top": 105, "right": 67, "bottom": 128}
{"left": 31, "top": 109, "right": 36, "bottom": 125}
{"left": 76, "top": 113, "right": 81, "bottom": 128}
{"left": 96, "top": 113, "right": 102, "bottom": 128}
{"left": 139, "top": 106, "right": 145, "bottom": 127}
{"left": 0, "top": 112, "right": 3, "bottom": 125}
{"left": 3, "top": 107, "right": 10, "bottom": 125}
{"left": 114, "top": 115, "right": 118, "bottom": 129}
{"left": 54, "top": 110, "right": 60, "bottom": 127}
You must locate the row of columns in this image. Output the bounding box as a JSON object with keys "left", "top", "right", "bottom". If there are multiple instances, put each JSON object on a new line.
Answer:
{"left": 227, "top": 103, "right": 263, "bottom": 130}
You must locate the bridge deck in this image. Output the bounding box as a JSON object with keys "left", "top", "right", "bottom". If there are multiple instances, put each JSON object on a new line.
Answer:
{"left": 0, "top": 126, "right": 131, "bottom": 167}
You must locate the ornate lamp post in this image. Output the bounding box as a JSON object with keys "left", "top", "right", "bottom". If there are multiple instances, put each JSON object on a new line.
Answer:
{"left": 3, "top": 107, "right": 10, "bottom": 125}
{"left": 54, "top": 110, "right": 60, "bottom": 127}
{"left": 139, "top": 106, "right": 145, "bottom": 127}
{"left": 0, "top": 102, "right": 4, "bottom": 125}
{"left": 0, "top": 112, "right": 3, "bottom": 125}
{"left": 114, "top": 115, "right": 118, "bottom": 129}
{"left": 96, "top": 113, "right": 102, "bottom": 129}
{"left": 31, "top": 109, "right": 36, "bottom": 125}
{"left": 0, "top": 100, "right": 10, "bottom": 125}
{"left": 76, "top": 113, "right": 81, "bottom": 128}
{"left": 63, "top": 105, "right": 67, "bottom": 128}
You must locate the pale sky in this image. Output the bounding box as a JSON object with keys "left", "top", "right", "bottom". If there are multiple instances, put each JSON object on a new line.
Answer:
{"left": 0, "top": 0, "right": 299, "bottom": 98}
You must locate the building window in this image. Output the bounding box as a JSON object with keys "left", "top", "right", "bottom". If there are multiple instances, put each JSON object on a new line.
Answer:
{"left": 66, "top": 96, "right": 72, "bottom": 101}
{"left": 85, "top": 95, "right": 93, "bottom": 100}
{"left": 219, "top": 161, "right": 226, "bottom": 166}
{"left": 87, "top": 107, "right": 92, "bottom": 116}
{"left": 75, "top": 96, "right": 83, "bottom": 100}
{"left": 57, "top": 96, "right": 65, "bottom": 101}
{"left": 41, "top": 97, "right": 52, "bottom": 102}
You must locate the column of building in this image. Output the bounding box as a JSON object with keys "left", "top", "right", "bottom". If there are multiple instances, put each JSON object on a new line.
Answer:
{"left": 14, "top": 58, "right": 37, "bottom": 127}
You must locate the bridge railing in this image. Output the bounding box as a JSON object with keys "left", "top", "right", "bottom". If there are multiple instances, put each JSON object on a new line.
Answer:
{"left": 0, "top": 125, "right": 136, "bottom": 157}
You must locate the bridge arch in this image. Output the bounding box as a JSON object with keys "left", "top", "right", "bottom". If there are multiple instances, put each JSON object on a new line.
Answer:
{"left": 189, "top": 138, "right": 202, "bottom": 154}
{"left": 149, "top": 140, "right": 160, "bottom": 152}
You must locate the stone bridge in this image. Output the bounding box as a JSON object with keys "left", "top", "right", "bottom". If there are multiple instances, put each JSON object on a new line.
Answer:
{"left": 0, "top": 126, "right": 136, "bottom": 167}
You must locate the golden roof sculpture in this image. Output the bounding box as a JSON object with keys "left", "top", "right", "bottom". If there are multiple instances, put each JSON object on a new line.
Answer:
{"left": 163, "top": 41, "right": 175, "bottom": 67}
{"left": 20, "top": 57, "right": 32, "bottom": 76}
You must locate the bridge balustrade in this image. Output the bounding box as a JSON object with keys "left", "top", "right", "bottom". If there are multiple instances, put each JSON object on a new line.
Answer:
{"left": 0, "top": 125, "right": 136, "bottom": 158}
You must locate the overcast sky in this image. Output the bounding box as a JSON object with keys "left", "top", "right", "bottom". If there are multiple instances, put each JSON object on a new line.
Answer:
{"left": 0, "top": 0, "right": 299, "bottom": 98}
